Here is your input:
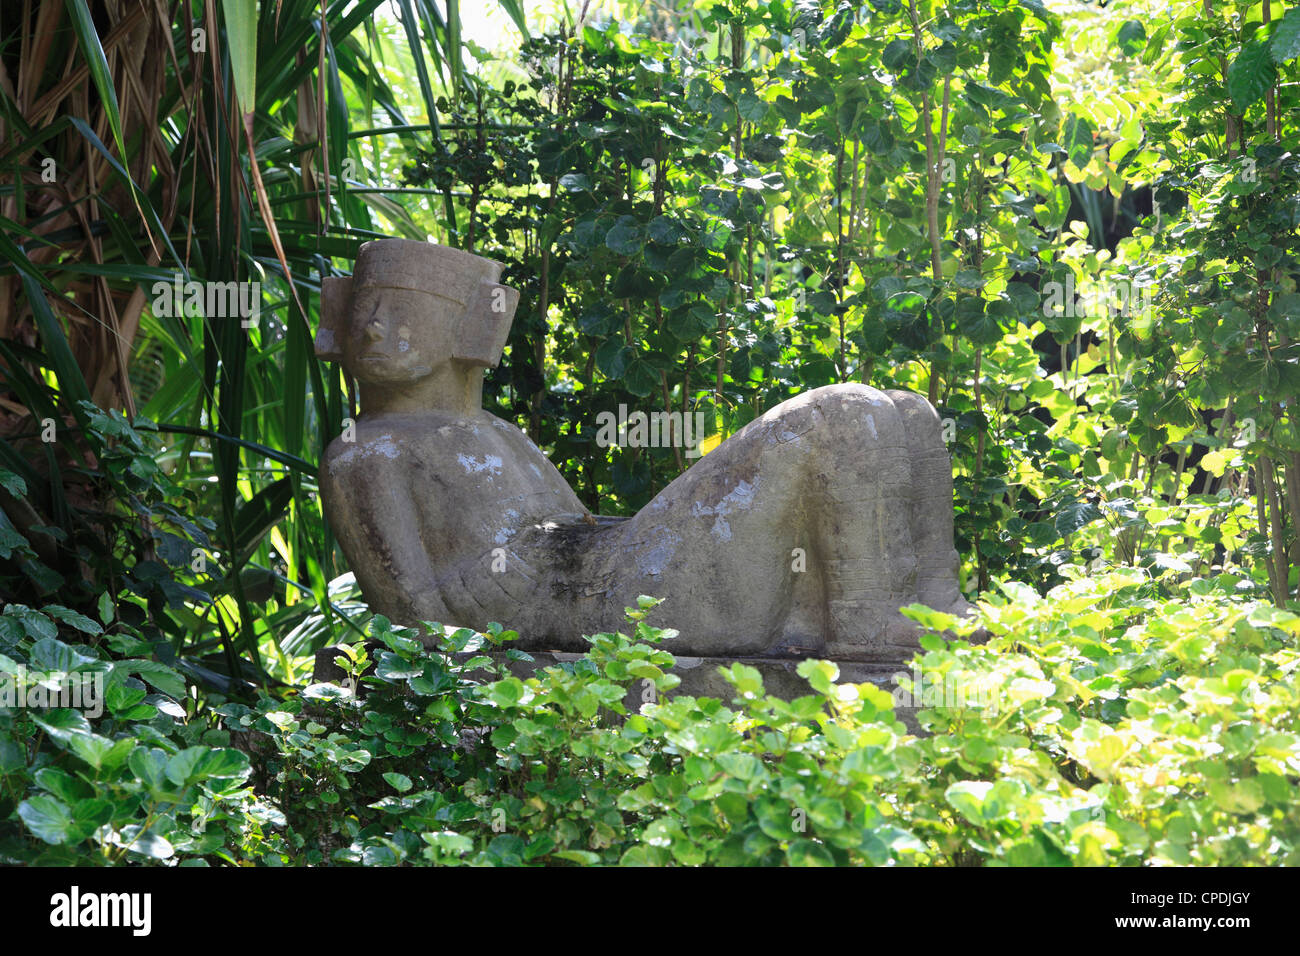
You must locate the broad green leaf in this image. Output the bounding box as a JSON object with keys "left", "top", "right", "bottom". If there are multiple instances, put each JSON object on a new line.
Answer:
{"left": 1055, "top": 500, "right": 1103, "bottom": 536}
{"left": 797, "top": 658, "right": 839, "bottom": 695}
{"left": 0, "top": 469, "right": 26, "bottom": 497}
{"left": 1270, "top": 8, "right": 1300, "bottom": 63}
{"left": 945, "top": 780, "right": 994, "bottom": 825}
{"left": 1061, "top": 113, "right": 1096, "bottom": 169}
{"left": 18, "top": 796, "right": 74, "bottom": 845}
{"left": 115, "top": 825, "right": 175, "bottom": 860}
{"left": 6, "top": 605, "right": 57, "bottom": 641}
{"left": 31, "top": 708, "right": 92, "bottom": 744}
{"left": 786, "top": 839, "right": 836, "bottom": 866}
{"left": 128, "top": 661, "right": 187, "bottom": 700}
{"left": 1116, "top": 20, "right": 1146, "bottom": 57}
{"left": 166, "top": 747, "right": 207, "bottom": 786}
{"left": 384, "top": 772, "right": 414, "bottom": 793}
{"left": 69, "top": 732, "right": 134, "bottom": 772}
{"left": 42, "top": 605, "right": 103, "bottom": 636}
{"left": 1227, "top": 42, "right": 1276, "bottom": 113}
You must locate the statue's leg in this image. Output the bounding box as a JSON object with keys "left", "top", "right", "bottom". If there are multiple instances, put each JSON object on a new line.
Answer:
{"left": 516, "top": 384, "right": 962, "bottom": 662}
{"left": 581, "top": 414, "right": 809, "bottom": 656}
{"left": 578, "top": 384, "right": 927, "bottom": 661}
{"left": 518, "top": 389, "right": 846, "bottom": 656}
{"left": 796, "top": 385, "right": 924, "bottom": 661}
{"left": 884, "top": 389, "right": 973, "bottom": 617}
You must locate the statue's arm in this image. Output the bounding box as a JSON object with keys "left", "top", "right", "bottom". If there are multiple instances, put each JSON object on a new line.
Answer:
{"left": 320, "top": 451, "right": 456, "bottom": 626}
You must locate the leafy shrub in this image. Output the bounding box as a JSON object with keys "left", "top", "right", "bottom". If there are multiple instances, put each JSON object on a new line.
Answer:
{"left": 220, "top": 574, "right": 1300, "bottom": 866}
{"left": 5, "top": 570, "right": 1298, "bottom": 866}
{"left": 0, "top": 601, "right": 260, "bottom": 864}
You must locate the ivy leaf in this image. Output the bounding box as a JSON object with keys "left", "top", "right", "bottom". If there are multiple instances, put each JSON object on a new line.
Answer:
{"left": 1227, "top": 42, "right": 1276, "bottom": 113}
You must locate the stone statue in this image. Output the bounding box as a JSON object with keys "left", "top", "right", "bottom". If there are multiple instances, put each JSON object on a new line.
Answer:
{"left": 315, "top": 239, "right": 973, "bottom": 667}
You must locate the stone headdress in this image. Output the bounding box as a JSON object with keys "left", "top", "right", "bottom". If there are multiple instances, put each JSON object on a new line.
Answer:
{"left": 314, "top": 238, "right": 519, "bottom": 367}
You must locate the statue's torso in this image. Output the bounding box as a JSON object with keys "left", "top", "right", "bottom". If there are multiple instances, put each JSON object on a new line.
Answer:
{"left": 323, "top": 410, "right": 583, "bottom": 553}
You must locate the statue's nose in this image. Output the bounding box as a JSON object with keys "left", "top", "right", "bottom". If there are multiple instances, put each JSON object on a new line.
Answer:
{"left": 364, "top": 318, "right": 385, "bottom": 343}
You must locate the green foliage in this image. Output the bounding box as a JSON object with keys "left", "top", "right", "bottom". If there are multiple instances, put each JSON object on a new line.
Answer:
{"left": 393, "top": 0, "right": 1292, "bottom": 604}
{"left": 8, "top": 0, "right": 1300, "bottom": 673}
{"left": 305, "top": 572, "right": 1300, "bottom": 867}
{"left": 4, "top": 0, "right": 1300, "bottom": 867}
{"left": 0, "top": 0, "right": 525, "bottom": 691}
{"left": 0, "top": 599, "right": 258, "bottom": 864}
{"left": 12, "top": 570, "right": 1295, "bottom": 866}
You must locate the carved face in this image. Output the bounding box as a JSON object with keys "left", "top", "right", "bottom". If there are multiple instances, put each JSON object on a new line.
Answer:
{"left": 342, "top": 283, "right": 463, "bottom": 385}
{"left": 315, "top": 240, "right": 520, "bottom": 376}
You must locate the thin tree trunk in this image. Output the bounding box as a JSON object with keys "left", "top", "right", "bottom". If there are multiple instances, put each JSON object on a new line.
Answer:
{"left": 1259, "top": 458, "right": 1289, "bottom": 605}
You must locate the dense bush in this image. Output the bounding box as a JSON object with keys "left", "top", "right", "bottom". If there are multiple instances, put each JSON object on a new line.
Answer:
{"left": 6, "top": 571, "right": 1297, "bottom": 866}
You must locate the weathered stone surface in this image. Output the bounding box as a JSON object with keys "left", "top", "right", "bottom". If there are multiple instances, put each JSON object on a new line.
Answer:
{"left": 315, "top": 238, "right": 974, "bottom": 669}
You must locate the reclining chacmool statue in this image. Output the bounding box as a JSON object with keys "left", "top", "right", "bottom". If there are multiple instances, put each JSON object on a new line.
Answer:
{"left": 315, "top": 239, "right": 974, "bottom": 666}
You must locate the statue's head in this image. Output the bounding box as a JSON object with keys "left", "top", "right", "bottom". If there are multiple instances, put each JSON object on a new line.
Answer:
{"left": 314, "top": 239, "right": 519, "bottom": 385}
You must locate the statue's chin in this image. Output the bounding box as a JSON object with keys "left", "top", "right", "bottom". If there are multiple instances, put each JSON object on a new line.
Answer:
{"left": 347, "top": 361, "right": 434, "bottom": 386}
